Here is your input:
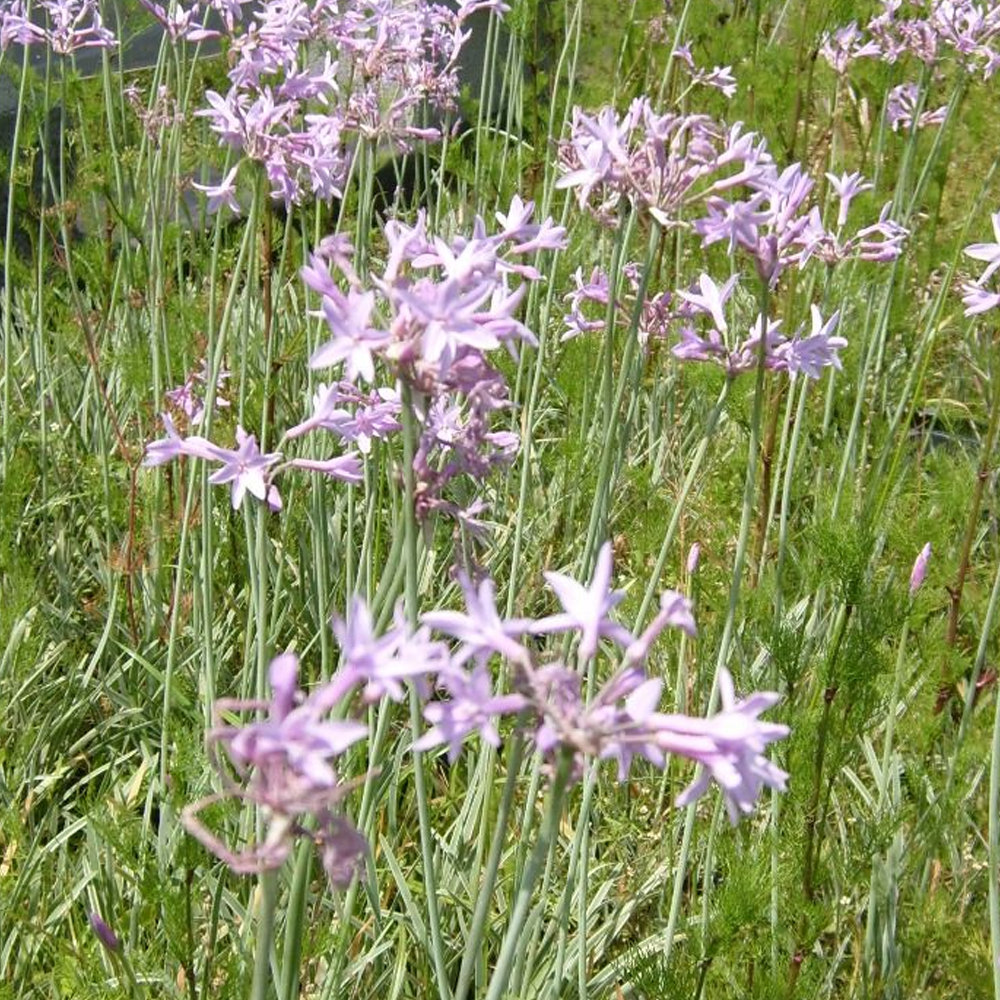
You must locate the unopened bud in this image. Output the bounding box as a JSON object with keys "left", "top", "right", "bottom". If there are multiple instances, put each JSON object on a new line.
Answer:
{"left": 89, "top": 912, "right": 120, "bottom": 953}
{"left": 909, "top": 542, "right": 931, "bottom": 597}
{"left": 686, "top": 542, "right": 701, "bottom": 574}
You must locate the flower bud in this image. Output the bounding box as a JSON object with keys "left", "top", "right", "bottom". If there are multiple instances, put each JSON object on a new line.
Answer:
{"left": 909, "top": 542, "right": 931, "bottom": 596}
{"left": 89, "top": 912, "right": 120, "bottom": 954}
{"left": 686, "top": 542, "right": 701, "bottom": 574}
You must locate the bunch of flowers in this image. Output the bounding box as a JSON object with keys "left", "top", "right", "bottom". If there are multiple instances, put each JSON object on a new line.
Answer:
{"left": 691, "top": 164, "right": 907, "bottom": 283}
{"left": 885, "top": 81, "right": 950, "bottom": 131}
{"left": 144, "top": 198, "right": 566, "bottom": 530}
{"left": 562, "top": 262, "right": 673, "bottom": 345}
{"left": 155, "top": 0, "right": 511, "bottom": 207}
{"left": 0, "top": 0, "right": 116, "bottom": 53}
{"left": 299, "top": 197, "right": 566, "bottom": 527}
{"left": 820, "top": 1, "right": 1000, "bottom": 133}
{"left": 672, "top": 43, "right": 739, "bottom": 99}
{"left": 671, "top": 275, "right": 846, "bottom": 379}
{"left": 822, "top": 1, "right": 1000, "bottom": 77}
{"left": 183, "top": 542, "right": 789, "bottom": 882}
{"left": 557, "top": 101, "right": 905, "bottom": 289}
{"left": 555, "top": 99, "right": 773, "bottom": 228}
{"left": 164, "top": 359, "right": 231, "bottom": 426}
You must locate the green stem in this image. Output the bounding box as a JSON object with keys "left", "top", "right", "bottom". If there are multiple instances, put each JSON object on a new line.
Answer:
{"left": 483, "top": 753, "right": 572, "bottom": 1000}
{"left": 878, "top": 619, "right": 909, "bottom": 814}
{"left": 250, "top": 870, "right": 279, "bottom": 1000}
{"left": 987, "top": 553, "right": 1000, "bottom": 1000}
{"left": 400, "top": 383, "right": 452, "bottom": 1000}
{"left": 453, "top": 736, "right": 526, "bottom": 1000}
{"left": 662, "top": 283, "right": 770, "bottom": 963}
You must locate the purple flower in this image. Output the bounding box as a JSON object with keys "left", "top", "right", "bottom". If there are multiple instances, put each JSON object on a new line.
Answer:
{"left": 36, "top": 0, "right": 117, "bottom": 54}
{"left": 671, "top": 324, "right": 727, "bottom": 364}
{"left": 495, "top": 194, "right": 568, "bottom": 252}
{"left": 964, "top": 210, "right": 1000, "bottom": 284}
{"left": 164, "top": 360, "right": 230, "bottom": 425}
{"left": 318, "top": 815, "right": 369, "bottom": 889}
{"left": 774, "top": 306, "right": 846, "bottom": 379}
{"left": 677, "top": 273, "right": 739, "bottom": 333}
{"left": 207, "top": 427, "right": 282, "bottom": 509}
{"left": 310, "top": 289, "right": 388, "bottom": 384}
{"left": 662, "top": 668, "right": 789, "bottom": 823}
{"left": 694, "top": 195, "right": 769, "bottom": 254}
{"left": 333, "top": 599, "right": 447, "bottom": 703}
{"left": 961, "top": 282, "right": 1000, "bottom": 315}
{"left": 88, "top": 913, "right": 120, "bottom": 953}
{"left": 909, "top": 542, "right": 931, "bottom": 596}
{"left": 138, "top": 0, "right": 218, "bottom": 42}
{"left": 686, "top": 542, "right": 701, "bottom": 574}
{"left": 819, "top": 22, "right": 881, "bottom": 74}
{"left": 143, "top": 412, "right": 229, "bottom": 466}
{"left": 826, "top": 171, "right": 873, "bottom": 229}
{"left": 886, "top": 83, "right": 947, "bottom": 132}
{"left": 530, "top": 542, "right": 634, "bottom": 662}
{"left": 182, "top": 652, "right": 368, "bottom": 879}
{"left": 192, "top": 165, "right": 241, "bottom": 215}
{"left": 625, "top": 589, "right": 697, "bottom": 663}
{"left": 227, "top": 654, "right": 367, "bottom": 789}
{"left": 414, "top": 664, "right": 528, "bottom": 761}
{"left": 422, "top": 574, "right": 532, "bottom": 665}
{"left": 288, "top": 453, "right": 363, "bottom": 484}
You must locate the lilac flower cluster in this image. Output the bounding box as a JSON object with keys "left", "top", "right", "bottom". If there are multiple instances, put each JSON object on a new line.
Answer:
{"left": 821, "top": 2, "right": 1000, "bottom": 131}
{"left": 961, "top": 209, "right": 1000, "bottom": 314}
{"left": 885, "top": 82, "right": 949, "bottom": 132}
{"left": 557, "top": 99, "right": 905, "bottom": 288}
{"left": 144, "top": 202, "right": 563, "bottom": 530}
{"left": 562, "top": 262, "right": 672, "bottom": 346}
{"left": 184, "top": 543, "right": 789, "bottom": 881}
{"left": 420, "top": 543, "right": 786, "bottom": 814}
{"left": 0, "top": 0, "right": 116, "bottom": 54}
{"left": 154, "top": 0, "right": 510, "bottom": 207}
{"left": 300, "top": 201, "right": 565, "bottom": 527}
{"left": 673, "top": 43, "right": 738, "bottom": 99}
{"left": 671, "top": 275, "right": 847, "bottom": 379}
{"left": 559, "top": 144, "right": 887, "bottom": 377}
{"left": 823, "top": 2, "right": 1000, "bottom": 77}
{"left": 144, "top": 411, "right": 361, "bottom": 511}
{"left": 182, "top": 651, "right": 372, "bottom": 884}
{"left": 164, "top": 359, "right": 230, "bottom": 426}
{"left": 124, "top": 83, "right": 187, "bottom": 146}
{"left": 691, "top": 163, "right": 906, "bottom": 283}
{"left": 555, "top": 99, "right": 772, "bottom": 228}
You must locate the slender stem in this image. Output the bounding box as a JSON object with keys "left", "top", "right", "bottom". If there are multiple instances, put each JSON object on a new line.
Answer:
{"left": 663, "top": 285, "right": 770, "bottom": 964}
{"left": 250, "top": 870, "right": 279, "bottom": 1000}
{"left": 483, "top": 753, "right": 572, "bottom": 1000}
{"left": 453, "top": 737, "right": 526, "bottom": 1000}
{"left": 581, "top": 221, "right": 662, "bottom": 575}
{"left": 944, "top": 351, "right": 1000, "bottom": 655}
{"left": 878, "top": 619, "right": 909, "bottom": 814}
{"left": 802, "top": 603, "right": 852, "bottom": 903}
{"left": 2, "top": 37, "right": 32, "bottom": 477}
{"left": 400, "top": 383, "right": 452, "bottom": 1000}
{"left": 987, "top": 557, "right": 1000, "bottom": 1000}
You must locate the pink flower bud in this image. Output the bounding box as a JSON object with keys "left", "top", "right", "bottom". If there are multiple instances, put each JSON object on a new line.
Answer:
{"left": 686, "top": 542, "right": 701, "bottom": 574}
{"left": 909, "top": 542, "right": 931, "bottom": 596}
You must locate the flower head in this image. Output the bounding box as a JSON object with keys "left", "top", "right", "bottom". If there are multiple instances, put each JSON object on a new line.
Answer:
{"left": 666, "top": 668, "right": 789, "bottom": 823}
{"left": 909, "top": 542, "right": 931, "bottom": 596}
{"left": 530, "top": 542, "right": 634, "bottom": 662}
